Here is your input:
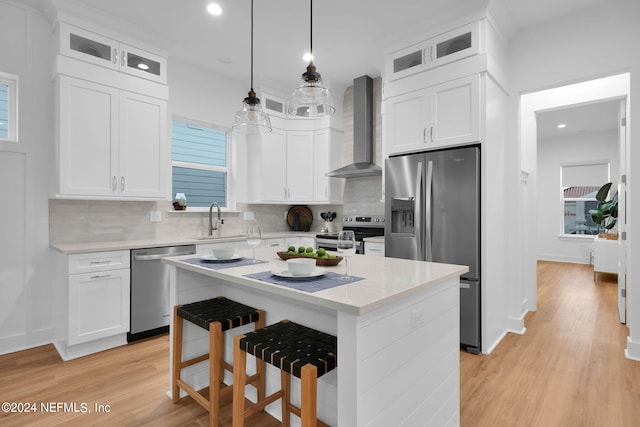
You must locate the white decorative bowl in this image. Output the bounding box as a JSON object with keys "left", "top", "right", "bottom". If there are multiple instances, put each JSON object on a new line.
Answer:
{"left": 287, "top": 258, "right": 316, "bottom": 276}
{"left": 211, "top": 247, "right": 234, "bottom": 259}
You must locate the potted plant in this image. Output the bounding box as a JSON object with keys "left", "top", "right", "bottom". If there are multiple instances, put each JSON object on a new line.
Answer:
{"left": 588, "top": 182, "right": 618, "bottom": 239}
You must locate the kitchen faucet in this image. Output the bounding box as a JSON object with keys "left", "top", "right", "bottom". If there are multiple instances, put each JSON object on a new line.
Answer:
{"left": 209, "top": 202, "right": 224, "bottom": 236}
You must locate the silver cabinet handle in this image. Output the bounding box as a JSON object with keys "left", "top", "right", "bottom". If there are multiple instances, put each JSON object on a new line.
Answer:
{"left": 120, "top": 176, "right": 125, "bottom": 192}
{"left": 112, "top": 176, "right": 117, "bottom": 191}
{"left": 112, "top": 48, "right": 118, "bottom": 64}
{"left": 90, "top": 273, "right": 111, "bottom": 280}
{"left": 423, "top": 128, "right": 427, "bottom": 143}
{"left": 90, "top": 260, "right": 111, "bottom": 265}
{"left": 430, "top": 126, "right": 434, "bottom": 142}
{"left": 121, "top": 51, "right": 126, "bottom": 67}
{"left": 133, "top": 252, "right": 193, "bottom": 261}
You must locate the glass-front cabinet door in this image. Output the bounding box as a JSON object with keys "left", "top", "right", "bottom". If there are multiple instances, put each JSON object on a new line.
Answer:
{"left": 428, "top": 21, "right": 479, "bottom": 68}
{"left": 61, "top": 23, "right": 119, "bottom": 70}
{"left": 120, "top": 44, "right": 166, "bottom": 83}
{"left": 59, "top": 22, "right": 167, "bottom": 84}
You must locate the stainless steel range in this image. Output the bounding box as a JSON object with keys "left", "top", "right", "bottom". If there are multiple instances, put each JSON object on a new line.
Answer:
{"left": 315, "top": 215, "right": 385, "bottom": 254}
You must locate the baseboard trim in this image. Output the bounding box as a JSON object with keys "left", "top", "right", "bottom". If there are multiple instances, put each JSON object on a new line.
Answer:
{"left": 625, "top": 336, "right": 640, "bottom": 361}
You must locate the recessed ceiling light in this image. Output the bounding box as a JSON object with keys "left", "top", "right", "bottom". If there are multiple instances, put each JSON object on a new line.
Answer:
{"left": 206, "top": 3, "right": 222, "bottom": 16}
{"left": 557, "top": 123, "right": 567, "bottom": 129}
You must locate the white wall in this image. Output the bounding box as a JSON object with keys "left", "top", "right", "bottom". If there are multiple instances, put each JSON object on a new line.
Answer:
{"left": 0, "top": 0, "right": 55, "bottom": 354}
{"left": 505, "top": 0, "right": 640, "bottom": 359}
{"left": 537, "top": 130, "right": 619, "bottom": 264}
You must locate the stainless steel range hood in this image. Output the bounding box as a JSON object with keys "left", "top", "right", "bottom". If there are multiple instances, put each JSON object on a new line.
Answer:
{"left": 327, "top": 75, "right": 382, "bottom": 178}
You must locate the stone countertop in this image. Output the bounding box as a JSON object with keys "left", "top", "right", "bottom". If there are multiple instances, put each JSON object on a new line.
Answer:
{"left": 163, "top": 247, "right": 468, "bottom": 315}
{"left": 50, "top": 232, "right": 316, "bottom": 254}
{"left": 363, "top": 236, "right": 385, "bottom": 243}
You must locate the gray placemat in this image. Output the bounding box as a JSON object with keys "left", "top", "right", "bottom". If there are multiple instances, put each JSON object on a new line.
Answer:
{"left": 243, "top": 270, "right": 364, "bottom": 293}
{"left": 184, "top": 257, "right": 268, "bottom": 270}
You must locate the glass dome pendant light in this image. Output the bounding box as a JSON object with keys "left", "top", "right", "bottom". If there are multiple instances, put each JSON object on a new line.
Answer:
{"left": 287, "top": 0, "right": 335, "bottom": 118}
{"left": 232, "top": 0, "right": 271, "bottom": 134}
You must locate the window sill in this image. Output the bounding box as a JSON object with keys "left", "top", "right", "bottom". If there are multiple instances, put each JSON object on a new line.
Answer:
{"left": 557, "top": 234, "right": 596, "bottom": 241}
{"left": 167, "top": 207, "right": 240, "bottom": 214}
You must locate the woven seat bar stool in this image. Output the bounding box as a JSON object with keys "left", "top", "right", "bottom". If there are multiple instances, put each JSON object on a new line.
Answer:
{"left": 172, "top": 296, "right": 266, "bottom": 427}
{"left": 232, "top": 320, "right": 337, "bottom": 427}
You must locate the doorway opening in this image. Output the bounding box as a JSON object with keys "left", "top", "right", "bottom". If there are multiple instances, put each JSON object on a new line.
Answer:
{"left": 520, "top": 72, "right": 629, "bottom": 322}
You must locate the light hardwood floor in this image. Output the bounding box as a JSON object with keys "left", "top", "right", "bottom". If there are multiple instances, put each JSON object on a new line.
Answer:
{"left": 1, "top": 261, "right": 639, "bottom": 426}
{"left": 461, "top": 261, "right": 640, "bottom": 426}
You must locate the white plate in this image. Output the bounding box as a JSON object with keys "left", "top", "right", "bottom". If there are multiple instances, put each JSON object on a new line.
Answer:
{"left": 271, "top": 268, "right": 327, "bottom": 279}
{"left": 200, "top": 253, "right": 242, "bottom": 262}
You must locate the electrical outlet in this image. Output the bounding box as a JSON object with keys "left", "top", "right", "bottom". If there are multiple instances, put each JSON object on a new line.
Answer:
{"left": 244, "top": 211, "right": 255, "bottom": 221}
{"left": 149, "top": 211, "right": 162, "bottom": 222}
{"left": 410, "top": 310, "right": 424, "bottom": 330}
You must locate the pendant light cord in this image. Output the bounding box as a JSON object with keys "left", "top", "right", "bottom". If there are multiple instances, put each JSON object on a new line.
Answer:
{"left": 250, "top": 0, "right": 254, "bottom": 91}
{"left": 309, "top": 0, "right": 313, "bottom": 60}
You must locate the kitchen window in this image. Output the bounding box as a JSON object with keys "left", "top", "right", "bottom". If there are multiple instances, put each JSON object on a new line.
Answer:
{"left": 171, "top": 119, "right": 229, "bottom": 208}
{"left": 0, "top": 72, "right": 18, "bottom": 142}
{"left": 560, "top": 161, "right": 609, "bottom": 236}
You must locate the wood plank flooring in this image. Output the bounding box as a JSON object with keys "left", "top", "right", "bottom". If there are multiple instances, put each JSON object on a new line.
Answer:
{"left": 461, "top": 261, "right": 640, "bottom": 426}
{"left": 1, "top": 261, "right": 639, "bottom": 426}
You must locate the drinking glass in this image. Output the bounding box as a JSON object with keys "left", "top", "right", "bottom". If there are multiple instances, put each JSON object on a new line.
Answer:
{"left": 246, "top": 225, "right": 262, "bottom": 263}
{"left": 337, "top": 230, "right": 356, "bottom": 280}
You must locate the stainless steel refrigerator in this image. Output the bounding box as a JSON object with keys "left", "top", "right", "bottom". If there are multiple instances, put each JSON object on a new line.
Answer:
{"left": 385, "top": 145, "right": 480, "bottom": 353}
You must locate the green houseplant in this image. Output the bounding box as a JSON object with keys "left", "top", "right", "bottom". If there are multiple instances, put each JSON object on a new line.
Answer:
{"left": 588, "top": 182, "right": 618, "bottom": 238}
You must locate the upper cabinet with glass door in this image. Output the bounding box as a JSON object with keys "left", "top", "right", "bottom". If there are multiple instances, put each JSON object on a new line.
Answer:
{"left": 59, "top": 22, "right": 167, "bottom": 84}
{"left": 386, "top": 21, "right": 479, "bottom": 81}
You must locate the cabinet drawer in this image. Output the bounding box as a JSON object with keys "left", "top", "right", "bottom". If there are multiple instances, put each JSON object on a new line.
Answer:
{"left": 68, "top": 250, "right": 130, "bottom": 274}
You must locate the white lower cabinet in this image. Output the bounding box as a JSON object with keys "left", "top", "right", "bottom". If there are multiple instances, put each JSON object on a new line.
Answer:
{"left": 365, "top": 241, "right": 385, "bottom": 257}
{"left": 68, "top": 269, "right": 130, "bottom": 345}
{"left": 55, "top": 250, "right": 130, "bottom": 360}
{"left": 593, "top": 237, "right": 618, "bottom": 276}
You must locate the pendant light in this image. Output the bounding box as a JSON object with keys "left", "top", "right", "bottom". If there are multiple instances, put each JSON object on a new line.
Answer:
{"left": 232, "top": 0, "right": 271, "bottom": 134}
{"left": 287, "top": 0, "right": 335, "bottom": 118}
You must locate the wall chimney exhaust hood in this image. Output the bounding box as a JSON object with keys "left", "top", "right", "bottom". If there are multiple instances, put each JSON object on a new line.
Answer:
{"left": 327, "top": 75, "right": 382, "bottom": 178}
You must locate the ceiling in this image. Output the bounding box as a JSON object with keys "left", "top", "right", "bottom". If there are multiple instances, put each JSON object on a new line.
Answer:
{"left": 39, "top": 0, "right": 608, "bottom": 97}
{"left": 536, "top": 100, "right": 621, "bottom": 140}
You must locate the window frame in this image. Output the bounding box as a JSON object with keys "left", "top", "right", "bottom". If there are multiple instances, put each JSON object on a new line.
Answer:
{"left": 171, "top": 117, "right": 234, "bottom": 211}
{"left": 559, "top": 160, "right": 610, "bottom": 238}
{"left": 0, "top": 72, "right": 18, "bottom": 143}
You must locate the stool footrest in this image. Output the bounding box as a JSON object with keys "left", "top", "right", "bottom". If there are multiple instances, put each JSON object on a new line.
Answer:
{"left": 181, "top": 353, "right": 209, "bottom": 369}
{"left": 244, "top": 390, "right": 284, "bottom": 418}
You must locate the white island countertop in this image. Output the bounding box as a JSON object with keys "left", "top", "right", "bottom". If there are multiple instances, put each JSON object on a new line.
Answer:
{"left": 165, "top": 247, "right": 468, "bottom": 426}
{"left": 163, "top": 247, "right": 467, "bottom": 315}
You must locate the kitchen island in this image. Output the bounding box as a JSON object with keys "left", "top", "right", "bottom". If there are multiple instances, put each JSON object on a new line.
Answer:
{"left": 163, "top": 247, "right": 467, "bottom": 427}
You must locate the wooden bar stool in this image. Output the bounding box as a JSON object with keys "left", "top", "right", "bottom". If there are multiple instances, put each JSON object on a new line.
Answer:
{"left": 172, "top": 296, "right": 266, "bottom": 427}
{"left": 232, "top": 320, "right": 337, "bottom": 427}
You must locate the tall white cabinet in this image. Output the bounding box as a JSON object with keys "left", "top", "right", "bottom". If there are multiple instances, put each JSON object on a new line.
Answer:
{"left": 54, "top": 20, "right": 169, "bottom": 200}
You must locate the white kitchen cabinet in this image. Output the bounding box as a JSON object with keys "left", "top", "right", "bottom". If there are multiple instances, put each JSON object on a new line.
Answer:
{"left": 59, "top": 22, "right": 167, "bottom": 84}
{"left": 54, "top": 250, "right": 130, "bottom": 360}
{"left": 250, "top": 126, "right": 340, "bottom": 204}
{"left": 386, "top": 21, "right": 479, "bottom": 82}
{"left": 385, "top": 74, "right": 479, "bottom": 155}
{"left": 286, "top": 131, "right": 315, "bottom": 201}
{"left": 56, "top": 75, "right": 168, "bottom": 199}
{"left": 365, "top": 241, "right": 385, "bottom": 257}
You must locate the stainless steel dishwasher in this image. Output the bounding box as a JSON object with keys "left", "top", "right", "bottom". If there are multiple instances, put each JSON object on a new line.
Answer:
{"left": 129, "top": 245, "right": 195, "bottom": 342}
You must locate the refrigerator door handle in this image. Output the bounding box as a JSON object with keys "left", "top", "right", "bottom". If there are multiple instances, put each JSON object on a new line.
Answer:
{"left": 415, "top": 161, "right": 424, "bottom": 260}
{"left": 425, "top": 160, "right": 433, "bottom": 261}
{"left": 392, "top": 196, "right": 415, "bottom": 201}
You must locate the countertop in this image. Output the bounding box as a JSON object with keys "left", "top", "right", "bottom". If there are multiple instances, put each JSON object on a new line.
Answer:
{"left": 163, "top": 247, "right": 468, "bottom": 315}
{"left": 50, "top": 231, "right": 315, "bottom": 254}
{"left": 363, "top": 236, "right": 385, "bottom": 243}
